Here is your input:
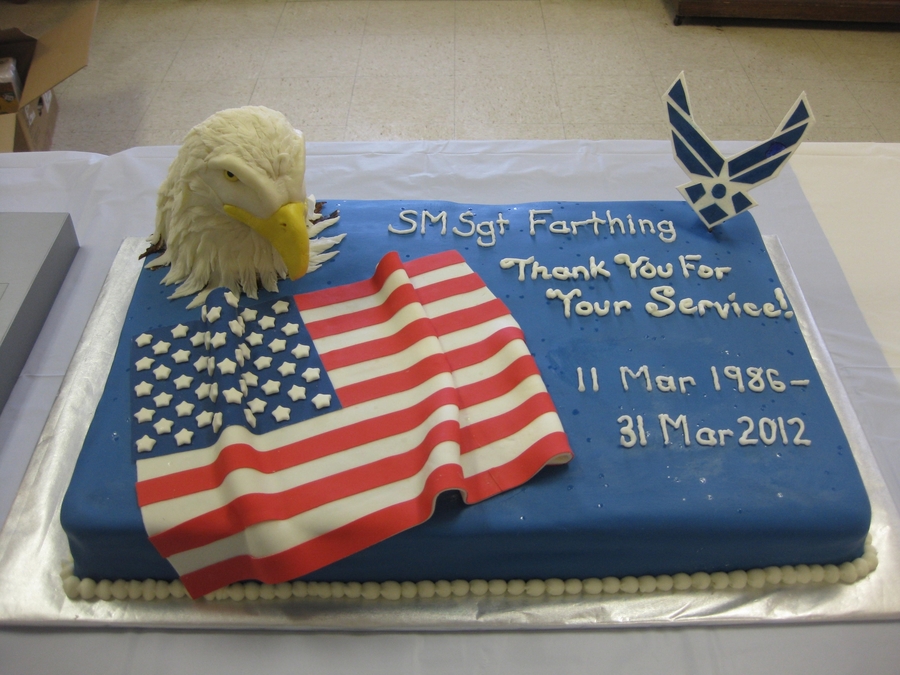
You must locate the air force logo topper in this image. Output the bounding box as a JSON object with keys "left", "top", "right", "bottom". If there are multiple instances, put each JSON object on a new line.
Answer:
{"left": 666, "top": 72, "right": 815, "bottom": 229}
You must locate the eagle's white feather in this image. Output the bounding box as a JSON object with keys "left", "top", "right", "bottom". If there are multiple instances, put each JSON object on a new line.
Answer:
{"left": 147, "top": 106, "right": 343, "bottom": 308}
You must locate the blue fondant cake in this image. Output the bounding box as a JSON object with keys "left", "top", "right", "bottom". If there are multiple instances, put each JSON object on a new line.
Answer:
{"left": 61, "top": 199, "right": 871, "bottom": 593}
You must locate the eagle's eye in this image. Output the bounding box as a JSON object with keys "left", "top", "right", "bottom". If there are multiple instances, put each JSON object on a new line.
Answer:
{"left": 224, "top": 170, "right": 239, "bottom": 182}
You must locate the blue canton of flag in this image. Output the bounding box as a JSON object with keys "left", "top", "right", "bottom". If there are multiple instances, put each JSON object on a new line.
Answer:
{"left": 129, "top": 288, "right": 341, "bottom": 460}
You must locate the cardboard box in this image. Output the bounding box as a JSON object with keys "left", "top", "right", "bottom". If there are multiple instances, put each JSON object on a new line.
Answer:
{"left": 0, "top": 0, "right": 97, "bottom": 152}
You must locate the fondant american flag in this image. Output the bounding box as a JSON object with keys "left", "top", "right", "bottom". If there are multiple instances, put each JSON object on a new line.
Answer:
{"left": 133, "top": 250, "right": 572, "bottom": 598}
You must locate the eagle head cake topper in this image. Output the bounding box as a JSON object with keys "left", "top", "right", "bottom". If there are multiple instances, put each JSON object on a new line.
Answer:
{"left": 666, "top": 72, "right": 814, "bottom": 229}
{"left": 144, "top": 106, "right": 343, "bottom": 308}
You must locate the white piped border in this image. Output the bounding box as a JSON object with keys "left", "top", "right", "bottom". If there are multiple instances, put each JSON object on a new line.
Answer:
{"left": 61, "top": 536, "right": 877, "bottom": 602}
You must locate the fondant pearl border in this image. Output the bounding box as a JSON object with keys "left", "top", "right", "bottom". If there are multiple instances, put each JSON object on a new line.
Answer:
{"left": 61, "top": 536, "right": 877, "bottom": 602}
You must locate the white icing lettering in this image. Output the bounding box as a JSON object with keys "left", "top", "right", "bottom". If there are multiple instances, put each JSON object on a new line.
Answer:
{"left": 529, "top": 209, "right": 553, "bottom": 235}
{"left": 454, "top": 211, "right": 476, "bottom": 237}
{"left": 388, "top": 209, "right": 418, "bottom": 234}
{"left": 646, "top": 285, "right": 676, "bottom": 317}
{"left": 421, "top": 210, "right": 447, "bottom": 235}
{"left": 546, "top": 287, "right": 581, "bottom": 317}
{"left": 500, "top": 256, "right": 534, "bottom": 281}
{"left": 620, "top": 365, "right": 651, "bottom": 392}
{"left": 659, "top": 414, "right": 690, "bottom": 446}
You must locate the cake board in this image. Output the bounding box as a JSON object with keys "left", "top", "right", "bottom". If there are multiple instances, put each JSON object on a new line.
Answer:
{"left": 0, "top": 230, "right": 897, "bottom": 631}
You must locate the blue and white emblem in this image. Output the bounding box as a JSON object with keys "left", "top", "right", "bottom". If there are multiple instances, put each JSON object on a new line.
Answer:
{"left": 666, "top": 72, "right": 815, "bottom": 229}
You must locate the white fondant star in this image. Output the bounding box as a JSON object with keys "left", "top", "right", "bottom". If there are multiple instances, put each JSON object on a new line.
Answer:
{"left": 209, "top": 383, "right": 219, "bottom": 403}
{"left": 272, "top": 405, "right": 291, "bottom": 422}
{"left": 246, "top": 332, "right": 264, "bottom": 346}
{"left": 153, "top": 364, "right": 172, "bottom": 380}
{"left": 152, "top": 340, "right": 171, "bottom": 355}
{"left": 269, "top": 338, "right": 286, "bottom": 353}
{"left": 223, "top": 387, "right": 243, "bottom": 404}
{"left": 224, "top": 291, "right": 239, "bottom": 308}
{"left": 134, "top": 407, "right": 155, "bottom": 423}
{"left": 134, "top": 381, "right": 153, "bottom": 397}
{"left": 311, "top": 393, "right": 332, "bottom": 410}
{"left": 291, "top": 343, "right": 311, "bottom": 359}
{"left": 261, "top": 379, "right": 281, "bottom": 395}
{"left": 174, "top": 428, "right": 194, "bottom": 446}
{"left": 254, "top": 356, "right": 272, "bottom": 370}
{"left": 195, "top": 382, "right": 211, "bottom": 400}
{"left": 135, "top": 333, "right": 153, "bottom": 347}
{"left": 190, "top": 331, "right": 207, "bottom": 347}
{"left": 211, "top": 332, "right": 228, "bottom": 348}
{"left": 175, "top": 400, "right": 195, "bottom": 417}
{"left": 172, "top": 349, "right": 191, "bottom": 364}
{"left": 217, "top": 358, "right": 237, "bottom": 375}
{"left": 279, "top": 361, "right": 297, "bottom": 377}
{"left": 281, "top": 323, "right": 300, "bottom": 336}
{"left": 206, "top": 357, "right": 216, "bottom": 376}
{"left": 287, "top": 385, "right": 306, "bottom": 401}
{"left": 273, "top": 300, "right": 290, "bottom": 315}
{"left": 173, "top": 374, "right": 194, "bottom": 390}
{"left": 301, "top": 367, "right": 320, "bottom": 382}
{"left": 240, "top": 308, "right": 258, "bottom": 322}
{"left": 135, "top": 435, "right": 156, "bottom": 452}
{"left": 153, "top": 418, "right": 173, "bottom": 434}
{"left": 196, "top": 410, "right": 213, "bottom": 428}
{"left": 258, "top": 315, "right": 276, "bottom": 330}
{"left": 239, "top": 343, "right": 251, "bottom": 359}
{"left": 135, "top": 356, "right": 155, "bottom": 371}
{"left": 154, "top": 391, "right": 173, "bottom": 407}
{"left": 240, "top": 379, "right": 248, "bottom": 396}
{"left": 212, "top": 412, "right": 223, "bottom": 433}
{"left": 193, "top": 356, "right": 209, "bottom": 373}
{"left": 244, "top": 408, "right": 257, "bottom": 428}
{"left": 242, "top": 372, "right": 259, "bottom": 387}
{"left": 229, "top": 319, "right": 244, "bottom": 337}
{"left": 247, "top": 398, "right": 266, "bottom": 414}
{"left": 206, "top": 306, "right": 222, "bottom": 323}
{"left": 234, "top": 348, "right": 245, "bottom": 367}
{"left": 171, "top": 324, "right": 189, "bottom": 339}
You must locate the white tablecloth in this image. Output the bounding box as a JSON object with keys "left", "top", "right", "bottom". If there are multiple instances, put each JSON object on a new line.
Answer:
{"left": 1, "top": 141, "right": 899, "bottom": 674}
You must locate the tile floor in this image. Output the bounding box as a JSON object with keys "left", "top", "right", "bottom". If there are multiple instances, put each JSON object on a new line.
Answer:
{"left": 49, "top": 0, "right": 900, "bottom": 154}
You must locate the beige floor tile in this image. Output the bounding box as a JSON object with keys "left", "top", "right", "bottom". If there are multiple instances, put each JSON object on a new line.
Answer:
{"left": 542, "top": 0, "right": 635, "bottom": 34}
{"left": 809, "top": 28, "right": 900, "bottom": 59}
{"left": 548, "top": 33, "right": 650, "bottom": 78}
{"left": 51, "top": 130, "right": 137, "bottom": 156}
{"left": 296, "top": 126, "right": 348, "bottom": 142}
{"left": 624, "top": 0, "right": 674, "bottom": 24}
{"left": 277, "top": 1, "right": 369, "bottom": 37}
{"left": 363, "top": 0, "right": 456, "bottom": 35}
{"left": 251, "top": 76, "right": 356, "bottom": 127}
{"left": 653, "top": 69, "right": 772, "bottom": 128}
{"left": 165, "top": 39, "right": 272, "bottom": 82}
{"left": 349, "top": 76, "right": 455, "bottom": 128}
{"left": 879, "top": 128, "right": 900, "bottom": 142}
{"left": 563, "top": 122, "right": 668, "bottom": 140}
{"left": 804, "top": 126, "right": 883, "bottom": 142}
{"left": 345, "top": 121, "right": 456, "bottom": 141}
{"left": 131, "top": 127, "right": 194, "bottom": 147}
{"left": 455, "top": 34, "right": 555, "bottom": 77}
{"left": 828, "top": 54, "right": 900, "bottom": 83}
{"left": 358, "top": 34, "right": 454, "bottom": 78}
{"left": 456, "top": 71, "right": 562, "bottom": 125}
{"left": 456, "top": 0, "right": 546, "bottom": 35}
{"left": 55, "top": 82, "right": 154, "bottom": 134}
{"left": 135, "top": 80, "right": 257, "bottom": 131}
{"left": 455, "top": 122, "right": 566, "bottom": 140}
{"left": 187, "top": 1, "right": 286, "bottom": 40}
{"left": 556, "top": 74, "right": 660, "bottom": 125}
{"left": 77, "top": 41, "right": 183, "bottom": 84}
{"left": 845, "top": 81, "right": 900, "bottom": 130}
{"left": 727, "top": 27, "right": 840, "bottom": 81}
{"left": 752, "top": 79, "right": 871, "bottom": 129}
{"left": 91, "top": 2, "right": 202, "bottom": 43}
{"left": 638, "top": 25, "right": 745, "bottom": 73}
{"left": 259, "top": 35, "right": 362, "bottom": 79}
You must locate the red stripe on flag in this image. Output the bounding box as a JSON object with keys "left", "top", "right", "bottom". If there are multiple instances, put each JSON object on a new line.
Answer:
{"left": 455, "top": 355, "right": 542, "bottom": 409}
{"left": 293, "top": 252, "right": 405, "bottom": 311}
{"left": 303, "top": 282, "right": 421, "bottom": 339}
{"left": 413, "top": 273, "right": 485, "bottom": 305}
{"left": 460, "top": 392, "right": 560, "bottom": 453}
{"left": 318, "top": 317, "right": 436, "bottom": 370}
{"left": 402, "top": 249, "right": 465, "bottom": 277}
{"left": 443, "top": 325, "right": 526, "bottom": 371}
{"left": 149, "top": 419, "right": 461, "bottom": 558}
{"left": 429, "top": 298, "right": 510, "bottom": 336}
{"left": 178, "top": 466, "right": 467, "bottom": 598}
{"left": 136, "top": 387, "right": 460, "bottom": 507}
{"left": 334, "top": 352, "right": 452, "bottom": 407}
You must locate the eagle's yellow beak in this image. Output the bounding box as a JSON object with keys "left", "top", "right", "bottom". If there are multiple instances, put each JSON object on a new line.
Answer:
{"left": 223, "top": 201, "right": 309, "bottom": 280}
